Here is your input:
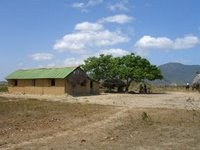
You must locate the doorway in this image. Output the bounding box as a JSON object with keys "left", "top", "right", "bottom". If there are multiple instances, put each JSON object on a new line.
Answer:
{"left": 90, "top": 81, "right": 93, "bottom": 94}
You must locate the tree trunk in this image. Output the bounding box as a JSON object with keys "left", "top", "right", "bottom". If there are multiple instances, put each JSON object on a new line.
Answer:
{"left": 125, "top": 79, "right": 132, "bottom": 93}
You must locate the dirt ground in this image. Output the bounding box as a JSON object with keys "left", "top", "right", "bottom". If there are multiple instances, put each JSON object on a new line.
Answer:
{"left": 0, "top": 91, "right": 200, "bottom": 150}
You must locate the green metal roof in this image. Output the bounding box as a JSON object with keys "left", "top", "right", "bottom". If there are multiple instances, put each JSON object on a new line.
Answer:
{"left": 6, "top": 67, "right": 78, "bottom": 79}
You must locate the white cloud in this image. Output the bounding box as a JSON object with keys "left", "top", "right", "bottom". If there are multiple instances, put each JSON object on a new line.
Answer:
{"left": 173, "top": 35, "right": 200, "bottom": 49}
{"left": 30, "top": 53, "right": 54, "bottom": 61}
{"left": 135, "top": 35, "right": 200, "bottom": 50}
{"left": 134, "top": 35, "right": 200, "bottom": 57}
{"left": 107, "top": 1, "right": 129, "bottom": 12}
{"left": 134, "top": 49, "right": 150, "bottom": 57}
{"left": 98, "top": 48, "right": 130, "bottom": 57}
{"left": 71, "top": 2, "right": 85, "bottom": 9}
{"left": 135, "top": 35, "right": 173, "bottom": 49}
{"left": 75, "top": 22, "right": 104, "bottom": 31}
{"left": 54, "top": 22, "right": 129, "bottom": 52}
{"left": 98, "top": 14, "right": 133, "bottom": 24}
{"left": 72, "top": 0, "right": 103, "bottom": 12}
{"left": 62, "top": 49, "right": 130, "bottom": 67}
{"left": 64, "top": 57, "right": 84, "bottom": 67}
{"left": 87, "top": 0, "right": 103, "bottom": 7}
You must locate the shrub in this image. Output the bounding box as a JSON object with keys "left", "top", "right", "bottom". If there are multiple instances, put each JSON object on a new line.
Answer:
{"left": 0, "top": 85, "right": 8, "bottom": 92}
{"left": 141, "top": 112, "right": 152, "bottom": 125}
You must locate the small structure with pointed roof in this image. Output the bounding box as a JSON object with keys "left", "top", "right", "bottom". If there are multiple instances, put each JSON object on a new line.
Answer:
{"left": 192, "top": 73, "right": 200, "bottom": 91}
{"left": 6, "top": 66, "right": 99, "bottom": 95}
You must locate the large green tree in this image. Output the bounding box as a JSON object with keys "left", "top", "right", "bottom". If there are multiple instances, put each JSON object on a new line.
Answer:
{"left": 116, "top": 54, "right": 163, "bottom": 91}
{"left": 82, "top": 54, "right": 116, "bottom": 81}
{"left": 82, "top": 53, "right": 163, "bottom": 92}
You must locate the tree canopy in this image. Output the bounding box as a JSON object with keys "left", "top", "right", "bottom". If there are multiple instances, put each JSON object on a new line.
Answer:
{"left": 82, "top": 54, "right": 163, "bottom": 92}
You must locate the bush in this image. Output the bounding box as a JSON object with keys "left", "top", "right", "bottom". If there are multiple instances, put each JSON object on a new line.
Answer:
{"left": 141, "top": 112, "right": 152, "bottom": 125}
{"left": 0, "top": 85, "right": 8, "bottom": 92}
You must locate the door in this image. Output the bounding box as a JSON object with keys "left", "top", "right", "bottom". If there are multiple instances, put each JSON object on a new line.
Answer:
{"left": 90, "top": 81, "right": 93, "bottom": 94}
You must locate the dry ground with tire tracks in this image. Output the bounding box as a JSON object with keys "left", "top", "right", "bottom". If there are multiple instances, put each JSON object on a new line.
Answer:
{"left": 0, "top": 91, "right": 200, "bottom": 149}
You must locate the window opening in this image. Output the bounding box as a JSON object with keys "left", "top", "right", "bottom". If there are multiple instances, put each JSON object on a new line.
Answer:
{"left": 51, "top": 79, "right": 55, "bottom": 86}
{"left": 14, "top": 80, "right": 18, "bottom": 86}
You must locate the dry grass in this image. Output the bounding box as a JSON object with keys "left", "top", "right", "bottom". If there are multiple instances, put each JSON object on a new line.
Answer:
{"left": 1, "top": 93, "right": 200, "bottom": 149}
{"left": 103, "top": 108, "right": 200, "bottom": 149}
{"left": 57, "top": 108, "right": 200, "bottom": 150}
{"left": 152, "top": 85, "right": 194, "bottom": 93}
{"left": 22, "top": 108, "right": 200, "bottom": 150}
{"left": 0, "top": 97, "right": 115, "bottom": 148}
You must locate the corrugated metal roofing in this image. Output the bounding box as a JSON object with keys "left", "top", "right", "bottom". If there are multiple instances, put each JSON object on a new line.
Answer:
{"left": 6, "top": 67, "right": 78, "bottom": 79}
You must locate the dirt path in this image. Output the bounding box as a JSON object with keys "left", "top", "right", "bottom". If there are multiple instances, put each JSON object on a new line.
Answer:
{"left": 1, "top": 91, "right": 200, "bottom": 110}
{"left": 76, "top": 92, "right": 200, "bottom": 110}
{"left": 4, "top": 107, "right": 127, "bottom": 150}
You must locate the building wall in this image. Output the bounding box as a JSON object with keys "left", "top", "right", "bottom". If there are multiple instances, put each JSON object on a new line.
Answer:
{"left": 92, "top": 81, "right": 100, "bottom": 94}
{"left": 23, "top": 79, "right": 42, "bottom": 95}
{"left": 8, "top": 80, "right": 25, "bottom": 94}
{"left": 65, "top": 79, "right": 99, "bottom": 95}
{"left": 64, "top": 78, "right": 88, "bottom": 95}
{"left": 43, "top": 79, "right": 65, "bottom": 95}
{"left": 8, "top": 79, "right": 65, "bottom": 95}
{"left": 71, "top": 79, "right": 90, "bottom": 95}
{"left": 65, "top": 68, "right": 99, "bottom": 95}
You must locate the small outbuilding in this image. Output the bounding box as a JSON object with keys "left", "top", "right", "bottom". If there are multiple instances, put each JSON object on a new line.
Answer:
{"left": 192, "top": 73, "right": 200, "bottom": 91}
{"left": 6, "top": 66, "right": 99, "bottom": 95}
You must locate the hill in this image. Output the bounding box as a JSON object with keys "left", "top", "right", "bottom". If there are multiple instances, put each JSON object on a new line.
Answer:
{"left": 158, "top": 63, "right": 200, "bottom": 85}
{"left": 0, "top": 81, "right": 7, "bottom": 85}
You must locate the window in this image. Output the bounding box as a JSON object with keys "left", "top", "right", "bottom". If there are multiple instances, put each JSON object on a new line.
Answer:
{"left": 90, "top": 81, "right": 93, "bottom": 88}
{"left": 32, "top": 80, "right": 36, "bottom": 86}
{"left": 13, "top": 80, "right": 18, "bottom": 86}
{"left": 81, "top": 80, "right": 87, "bottom": 86}
{"left": 51, "top": 79, "right": 55, "bottom": 86}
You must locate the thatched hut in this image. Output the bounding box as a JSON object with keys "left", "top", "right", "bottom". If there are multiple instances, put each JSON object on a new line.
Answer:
{"left": 192, "top": 73, "right": 200, "bottom": 91}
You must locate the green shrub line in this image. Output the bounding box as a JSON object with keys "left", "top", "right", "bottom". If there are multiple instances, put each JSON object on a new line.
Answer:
{"left": 0, "top": 85, "right": 8, "bottom": 92}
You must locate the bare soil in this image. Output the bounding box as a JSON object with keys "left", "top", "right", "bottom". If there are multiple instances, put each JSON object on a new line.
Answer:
{"left": 0, "top": 91, "right": 200, "bottom": 150}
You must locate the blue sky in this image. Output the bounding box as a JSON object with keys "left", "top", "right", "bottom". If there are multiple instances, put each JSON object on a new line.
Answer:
{"left": 1, "top": 0, "right": 200, "bottom": 80}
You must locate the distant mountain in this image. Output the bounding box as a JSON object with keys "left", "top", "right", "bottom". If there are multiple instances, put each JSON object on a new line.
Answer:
{"left": 0, "top": 81, "right": 7, "bottom": 85}
{"left": 158, "top": 63, "right": 200, "bottom": 85}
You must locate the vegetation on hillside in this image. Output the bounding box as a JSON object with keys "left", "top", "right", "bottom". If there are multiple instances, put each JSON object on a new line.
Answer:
{"left": 159, "top": 62, "right": 200, "bottom": 85}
